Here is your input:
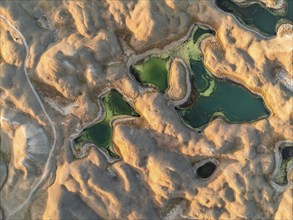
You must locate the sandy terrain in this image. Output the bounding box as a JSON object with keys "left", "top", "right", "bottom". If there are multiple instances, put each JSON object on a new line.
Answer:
{"left": 0, "top": 0, "right": 292, "bottom": 219}
{"left": 232, "top": 0, "right": 286, "bottom": 10}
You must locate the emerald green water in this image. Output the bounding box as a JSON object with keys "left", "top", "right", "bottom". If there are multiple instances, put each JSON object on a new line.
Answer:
{"left": 75, "top": 90, "right": 137, "bottom": 155}
{"left": 216, "top": 0, "right": 293, "bottom": 36}
{"left": 130, "top": 57, "right": 169, "bottom": 92}
{"left": 129, "top": 26, "right": 269, "bottom": 130}
{"left": 180, "top": 60, "right": 269, "bottom": 129}
{"left": 130, "top": 27, "right": 214, "bottom": 93}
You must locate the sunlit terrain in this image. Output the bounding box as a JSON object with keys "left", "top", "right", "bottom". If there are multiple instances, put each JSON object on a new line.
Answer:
{"left": 0, "top": 0, "right": 292, "bottom": 219}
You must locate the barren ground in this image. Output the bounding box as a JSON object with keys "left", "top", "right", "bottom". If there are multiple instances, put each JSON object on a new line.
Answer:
{"left": 0, "top": 0, "right": 292, "bottom": 219}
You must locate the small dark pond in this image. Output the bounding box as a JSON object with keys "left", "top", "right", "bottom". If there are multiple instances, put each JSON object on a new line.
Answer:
{"left": 281, "top": 146, "right": 293, "bottom": 160}
{"left": 274, "top": 142, "right": 293, "bottom": 186}
{"left": 196, "top": 161, "right": 217, "bottom": 179}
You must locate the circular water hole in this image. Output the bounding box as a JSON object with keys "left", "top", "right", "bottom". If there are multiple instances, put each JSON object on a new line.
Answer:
{"left": 196, "top": 161, "right": 217, "bottom": 179}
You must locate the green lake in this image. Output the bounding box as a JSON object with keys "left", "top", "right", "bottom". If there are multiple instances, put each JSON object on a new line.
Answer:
{"left": 75, "top": 90, "right": 137, "bottom": 155}
{"left": 216, "top": 0, "right": 293, "bottom": 36}
{"left": 180, "top": 60, "right": 269, "bottom": 129}
{"left": 130, "top": 57, "right": 169, "bottom": 93}
{"left": 129, "top": 26, "right": 214, "bottom": 93}
{"left": 130, "top": 26, "right": 269, "bottom": 131}
{"left": 74, "top": 1, "right": 285, "bottom": 155}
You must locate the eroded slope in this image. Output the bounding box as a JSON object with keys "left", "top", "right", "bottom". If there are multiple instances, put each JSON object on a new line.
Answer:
{"left": 0, "top": 0, "right": 292, "bottom": 219}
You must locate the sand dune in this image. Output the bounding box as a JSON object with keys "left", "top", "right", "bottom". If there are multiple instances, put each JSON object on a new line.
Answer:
{"left": 0, "top": 0, "right": 292, "bottom": 219}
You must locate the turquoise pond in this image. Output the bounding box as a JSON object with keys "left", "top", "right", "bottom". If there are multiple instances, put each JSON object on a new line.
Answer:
{"left": 216, "top": 0, "right": 293, "bottom": 36}
{"left": 75, "top": 90, "right": 137, "bottom": 155}
{"left": 75, "top": 16, "right": 276, "bottom": 152}
{"left": 179, "top": 60, "right": 269, "bottom": 129}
